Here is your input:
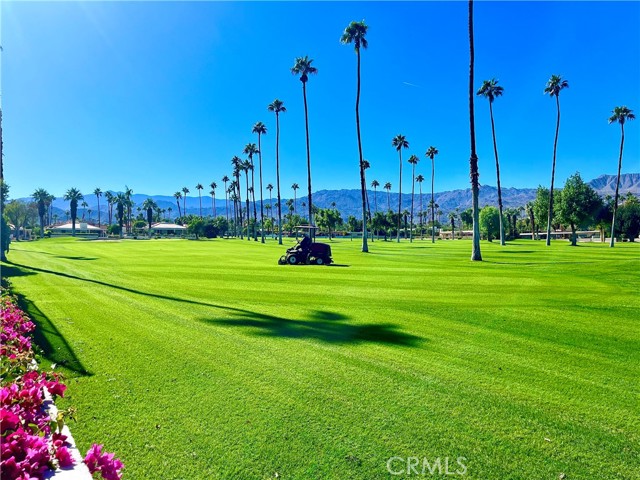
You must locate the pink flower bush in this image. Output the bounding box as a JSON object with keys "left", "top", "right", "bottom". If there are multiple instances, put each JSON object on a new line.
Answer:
{"left": 1, "top": 290, "right": 124, "bottom": 479}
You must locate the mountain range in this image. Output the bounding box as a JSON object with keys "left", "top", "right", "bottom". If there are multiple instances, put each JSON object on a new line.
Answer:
{"left": 31, "top": 173, "right": 640, "bottom": 221}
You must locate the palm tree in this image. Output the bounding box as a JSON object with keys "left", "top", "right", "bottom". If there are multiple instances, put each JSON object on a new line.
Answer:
{"left": 477, "top": 78, "right": 506, "bottom": 246}
{"left": 142, "top": 198, "right": 157, "bottom": 234}
{"left": 371, "top": 180, "right": 379, "bottom": 214}
{"left": 105, "top": 191, "right": 114, "bottom": 225}
{"left": 32, "top": 188, "right": 49, "bottom": 238}
{"left": 195, "top": 183, "right": 204, "bottom": 218}
{"left": 167, "top": 206, "right": 173, "bottom": 221}
{"left": 608, "top": 106, "right": 635, "bottom": 247}
{"left": 291, "top": 183, "right": 299, "bottom": 214}
{"left": 268, "top": 99, "right": 287, "bottom": 245}
{"left": 45, "top": 194, "right": 55, "bottom": 226}
{"left": 124, "top": 186, "right": 133, "bottom": 234}
{"left": 415, "top": 175, "right": 425, "bottom": 239}
{"left": 291, "top": 56, "right": 317, "bottom": 232}
{"left": 448, "top": 211, "right": 457, "bottom": 239}
{"left": 468, "top": 0, "right": 481, "bottom": 261}
{"left": 173, "top": 191, "right": 182, "bottom": 219}
{"left": 544, "top": 74, "right": 569, "bottom": 246}
{"left": 115, "top": 193, "right": 126, "bottom": 238}
{"left": 252, "top": 122, "right": 268, "bottom": 243}
{"left": 80, "top": 201, "right": 88, "bottom": 220}
{"left": 63, "top": 188, "right": 83, "bottom": 236}
{"left": 266, "top": 183, "right": 274, "bottom": 223}
{"left": 210, "top": 182, "right": 217, "bottom": 218}
{"left": 231, "top": 156, "right": 243, "bottom": 239}
{"left": 407, "top": 155, "right": 419, "bottom": 242}
{"left": 93, "top": 187, "right": 102, "bottom": 227}
{"left": 243, "top": 143, "right": 259, "bottom": 240}
{"left": 392, "top": 135, "right": 409, "bottom": 242}
{"left": 182, "top": 186, "right": 190, "bottom": 219}
{"left": 222, "top": 175, "right": 230, "bottom": 223}
{"left": 242, "top": 160, "right": 252, "bottom": 241}
{"left": 425, "top": 146, "right": 439, "bottom": 243}
{"left": 341, "top": 20, "right": 369, "bottom": 252}
{"left": 384, "top": 182, "right": 392, "bottom": 212}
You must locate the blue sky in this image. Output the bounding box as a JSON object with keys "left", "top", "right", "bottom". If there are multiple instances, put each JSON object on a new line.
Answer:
{"left": 3, "top": 1, "right": 639, "bottom": 200}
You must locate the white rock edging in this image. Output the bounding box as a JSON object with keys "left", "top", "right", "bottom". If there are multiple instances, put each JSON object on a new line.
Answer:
{"left": 42, "top": 390, "right": 92, "bottom": 480}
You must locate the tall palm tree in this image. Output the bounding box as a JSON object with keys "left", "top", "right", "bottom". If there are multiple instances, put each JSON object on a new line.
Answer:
{"left": 448, "top": 211, "right": 457, "bottom": 239}
{"left": 81, "top": 201, "right": 88, "bottom": 220}
{"left": 268, "top": 99, "right": 286, "bottom": 245}
{"left": 243, "top": 160, "right": 252, "bottom": 241}
{"left": 468, "top": 0, "right": 481, "bottom": 261}
{"left": 63, "top": 188, "right": 83, "bottom": 236}
{"left": 93, "top": 187, "right": 102, "bottom": 227}
{"left": 167, "top": 206, "right": 173, "bottom": 221}
{"left": 105, "top": 191, "right": 114, "bottom": 225}
{"left": 608, "top": 106, "right": 635, "bottom": 246}
{"left": 407, "top": 155, "right": 419, "bottom": 242}
{"left": 477, "top": 78, "right": 506, "bottom": 245}
{"left": 544, "top": 74, "right": 569, "bottom": 246}
{"left": 231, "top": 156, "right": 243, "bottom": 239}
{"left": 291, "top": 56, "right": 317, "bottom": 232}
{"left": 243, "top": 143, "right": 259, "bottom": 240}
{"left": 291, "top": 183, "right": 299, "bottom": 214}
{"left": 425, "top": 146, "right": 439, "bottom": 243}
{"left": 181, "top": 186, "right": 190, "bottom": 219}
{"left": 142, "top": 198, "right": 157, "bottom": 234}
{"left": 384, "top": 182, "right": 392, "bottom": 212}
{"left": 371, "top": 180, "right": 379, "bottom": 214}
{"left": 222, "top": 175, "right": 230, "bottom": 223}
{"left": 173, "top": 191, "right": 182, "bottom": 219}
{"left": 195, "top": 183, "right": 204, "bottom": 218}
{"left": 210, "top": 183, "right": 217, "bottom": 218}
{"left": 115, "top": 193, "right": 126, "bottom": 238}
{"left": 392, "top": 135, "right": 409, "bottom": 242}
{"left": 341, "top": 20, "right": 369, "bottom": 252}
{"left": 32, "top": 188, "right": 49, "bottom": 238}
{"left": 124, "top": 186, "right": 133, "bottom": 234}
{"left": 266, "top": 183, "right": 274, "bottom": 223}
{"left": 415, "top": 175, "right": 425, "bottom": 239}
{"left": 252, "top": 122, "right": 268, "bottom": 243}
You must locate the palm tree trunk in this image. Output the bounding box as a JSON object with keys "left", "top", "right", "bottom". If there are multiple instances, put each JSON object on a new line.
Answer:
{"left": 183, "top": 197, "right": 187, "bottom": 220}
{"left": 224, "top": 182, "right": 229, "bottom": 223}
{"left": 469, "top": 0, "right": 482, "bottom": 261}
{"left": 547, "top": 95, "right": 561, "bottom": 246}
{"left": 610, "top": 122, "right": 625, "bottom": 247}
{"left": 431, "top": 159, "right": 436, "bottom": 244}
{"left": 419, "top": 184, "right": 423, "bottom": 239}
{"left": 489, "top": 102, "right": 505, "bottom": 246}
{"left": 258, "top": 134, "right": 265, "bottom": 243}
{"left": 176, "top": 200, "right": 181, "bottom": 219}
{"left": 245, "top": 174, "right": 251, "bottom": 241}
{"left": 397, "top": 151, "right": 402, "bottom": 243}
{"left": 97, "top": 196, "right": 101, "bottom": 227}
{"left": 410, "top": 164, "right": 415, "bottom": 243}
{"left": 250, "top": 158, "right": 257, "bottom": 241}
{"left": 211, "top": 194, "right": 215, "bottom": 217}
{"left": 276, "top": 113, "right": 283, "bottom": 245}
{"left": 199, "top": 192, "right": 202, "bottom": 218}
{"left": 387, "top": 190, "right": 390, "bottom": 212}
{"left": 302, "top": 82, "right": 314, "bottom": 236}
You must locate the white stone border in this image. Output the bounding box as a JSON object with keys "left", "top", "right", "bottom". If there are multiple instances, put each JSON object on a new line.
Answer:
{"left": 42, "top": 389, "right": 92, "bottom": 480}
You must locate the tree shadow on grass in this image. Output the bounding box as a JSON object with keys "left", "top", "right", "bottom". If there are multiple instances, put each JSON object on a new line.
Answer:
{"left": 15, "top": 292, "right": 93, "bottom": 378}
{"left": 5, "top": 261, "right": 423, "bottom": 348}
{"left": 201, "top": 309, "right": 423, "bottom": 346}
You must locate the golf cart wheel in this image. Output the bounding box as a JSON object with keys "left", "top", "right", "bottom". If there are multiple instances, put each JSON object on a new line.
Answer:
{"left": 315, "top": 257, "right": 324, "bottom": 265}
{"left": 288, "top": 255, "right": 298, "bottom": 265}
{"left": 278, "top": 256, "right": 287, "bottom": 265}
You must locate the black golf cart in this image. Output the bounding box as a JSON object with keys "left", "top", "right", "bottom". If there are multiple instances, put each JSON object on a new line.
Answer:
{"left": 278, "top": 226, "right": 333, "bottom": 265}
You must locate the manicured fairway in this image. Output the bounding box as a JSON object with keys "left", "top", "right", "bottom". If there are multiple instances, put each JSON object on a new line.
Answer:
{"left": 3, "top": 237, "right": 639, "bottom": 479}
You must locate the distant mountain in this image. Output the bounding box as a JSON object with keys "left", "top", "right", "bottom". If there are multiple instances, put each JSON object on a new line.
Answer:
{"left": 26, "top": 173, "right": 640, "bottom": 221}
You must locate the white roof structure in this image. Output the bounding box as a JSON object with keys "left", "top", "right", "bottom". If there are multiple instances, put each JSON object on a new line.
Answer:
{"left": 150, "top": 222, "right": 187, "bottom": 230}
{"left": 50, "top": 223, "right": 102, "bottom": 231}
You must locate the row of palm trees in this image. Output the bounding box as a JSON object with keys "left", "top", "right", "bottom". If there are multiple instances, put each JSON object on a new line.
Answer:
{"left": 30, "top": 5, "right": 634, "bottom": 256}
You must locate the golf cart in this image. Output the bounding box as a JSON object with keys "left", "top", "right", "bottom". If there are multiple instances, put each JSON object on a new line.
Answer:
{"left": 278, "top": 226, "right": 333, "bottom": 266}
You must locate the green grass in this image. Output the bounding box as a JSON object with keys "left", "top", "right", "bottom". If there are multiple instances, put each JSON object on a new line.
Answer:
{"left": 3, "top": 237, "right": 639, "bottom": 479}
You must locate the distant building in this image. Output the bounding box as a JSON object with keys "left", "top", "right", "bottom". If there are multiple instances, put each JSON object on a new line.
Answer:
{"left": 150, "top": 222, "right": 187, "bottom": 236}
{"left": 50, "top": 222, "right": 104, "bottom": 237}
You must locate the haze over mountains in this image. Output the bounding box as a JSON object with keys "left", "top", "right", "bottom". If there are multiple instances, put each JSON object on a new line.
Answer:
{"left": 40, "top": 173, "right": 640, "bottom": 221}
